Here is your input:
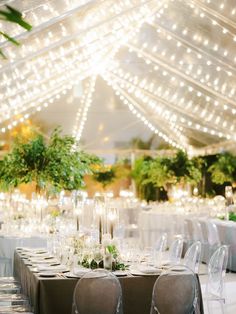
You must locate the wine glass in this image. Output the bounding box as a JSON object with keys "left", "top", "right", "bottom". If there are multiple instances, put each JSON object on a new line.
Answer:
{"left": 85, "top": 250, "right": 94, "bottom": 269}
{"left": 93, "top": 248, "right": 103, "bottom": 268}
{"left": 77, "top": 250, "right": 85, "bottom": 268}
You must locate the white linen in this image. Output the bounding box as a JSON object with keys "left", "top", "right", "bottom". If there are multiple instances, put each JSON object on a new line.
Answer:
{"left": 0, "top": 235, "right": 47, "bottom": 276}
{"left": 139, "top": 211, "right": 190, "bottom": 248}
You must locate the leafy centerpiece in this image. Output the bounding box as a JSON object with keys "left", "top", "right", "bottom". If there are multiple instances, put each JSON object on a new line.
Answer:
{"left": 132, "top": 150, "right": 202, "bottom": 201}
{"left": 0, "top": 128, "right": 99, "bottom": 194}
{"left": 73, "top": 235, "right": 127, "bottom": 271}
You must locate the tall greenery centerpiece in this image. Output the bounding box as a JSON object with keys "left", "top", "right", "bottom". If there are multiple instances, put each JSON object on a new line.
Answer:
{"left": 132, "top": 151, "right": 202, "bottom": 201}
{"left": 132, "top": 156, "right": 166, "bottom": 201}
{"left": 92, "top": 165, "right": 116, "bottom": 190}
{"left": 0, "top": 128, "right": 100, "bottom": 194}
{"left": 208, "top": 152, "right": 236, "bottom": 185}
{"left": 92, "top": 161, "right": 131, "bottom": 192}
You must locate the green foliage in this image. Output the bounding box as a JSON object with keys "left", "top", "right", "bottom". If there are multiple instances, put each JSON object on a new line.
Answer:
{"left": 218, "top": 212, "right": 236, "bottom": 222}
{"left": 142, "top": 156, "right": 175, "bottom": 188}
{"left": 130, "top": 135, "right": 155, "bottom": 150}
{"left": 132, "top": 151, "right": 202, "bottom": 200}
{"left": 169, "top": 150, "right": 202, "bottom": 185}
{"left": 0, "top": 5, "right": 32, "bottom": 58}
{"left": 106, "top": 244, "right": 119, "bottom": 259}
{"left": 92, "top": 160, "right": 131, "bottom": 190}
{"left": 93, "top": 166, "right": 116, "bottom": 189}
{"left": 132, "top": 156, "right": 158, "bottom": 201}
{"left": 208, "top": 152, "right": 236, "bottom": 185}
{"left": 0, "top": 128, "right": 100, "bottom": 193}
{"left": 134, "top": 151, "right": 202, "bottom": 189}
{"left": 229, "top": 212, "right": 236, "bottom": 222}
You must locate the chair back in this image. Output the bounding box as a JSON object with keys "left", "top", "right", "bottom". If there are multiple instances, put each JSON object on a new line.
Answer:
{"left": 206, "top": 245, "right": 228, "bottom": 298}
{"left": 183, "top": 241, "right": 202, "bottom": 273}
{"left": 151, "top": 265, "right": 199, "bottom": 314}
{"left": 155, "top": 233, "right": 167, "bottom": 252}
{"left": 72, "top": 269, "right": 122, "bottom": 314}
{"left": 192, "top": 221, "right": 204, "bottom": 242}
{"left": 207, "top": 222, "right": 221, "bottom": 246}
{"left": 153, "top": 233, "right": 167, "bottom": 267}
{"left": 169, "top": 238, "right": 184, "bottom": 265}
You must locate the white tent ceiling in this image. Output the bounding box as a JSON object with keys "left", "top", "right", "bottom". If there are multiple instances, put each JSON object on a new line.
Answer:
{"left": 0, "top": 0, "right": 236, "bottom": 155}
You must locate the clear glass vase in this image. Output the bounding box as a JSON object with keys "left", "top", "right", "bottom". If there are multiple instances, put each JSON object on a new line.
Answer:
{"left": 103, "top": 253, "right": 113, "bottom": 270}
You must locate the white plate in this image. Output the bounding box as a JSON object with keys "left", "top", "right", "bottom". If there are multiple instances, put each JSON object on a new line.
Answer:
{"left": 73, "top": 268, "right": 91, "bottom": 276}
{"left": 65, "top": 272, "right": 80, "bottom": 278}
{"left": 38, "top": 272, "right": 56, "bottom": 278}
{"left": 137, "top": 265, "right": 161, "bottom": 274}
{"left": 29, "top": 267, "right": 39, "bottom": 273}
{"left": 130, "top": 267, "right": 161, "bottom": 276}
{"left": 112, "top": 270, "right": 129, "bottom": 277}
{"left": 37, "top": 265, "right": 69, "bottom": 272}
{"left": 30, "top": 259, "right": 52, "bottom": 264}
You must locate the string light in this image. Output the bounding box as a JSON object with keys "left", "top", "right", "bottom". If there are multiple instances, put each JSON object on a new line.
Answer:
{"left": 107, "top": 68, "right": 232, "bottom": 141}
{"left": 0, "top": 0, "right": 235, "bottom": 152}
{"left": 102, "top": 72, "right": 187, "bottom": 150}
{"left": 72, "top": 76, "right": 97, "bottom": 142}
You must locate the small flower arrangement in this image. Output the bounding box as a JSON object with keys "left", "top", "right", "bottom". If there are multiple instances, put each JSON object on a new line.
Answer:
{"left": 74, "top": 236, "right": 128, "bottom": 271}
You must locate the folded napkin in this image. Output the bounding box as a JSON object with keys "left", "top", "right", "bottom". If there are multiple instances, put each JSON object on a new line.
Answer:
{"left": 37, "top": 264, "right": 68, "bottom": 272}
{"left": 137, "top": 265, "right": 159, "bottom": 274}
{"left": 73, "top": 267, "right": 91, "bottom": 276}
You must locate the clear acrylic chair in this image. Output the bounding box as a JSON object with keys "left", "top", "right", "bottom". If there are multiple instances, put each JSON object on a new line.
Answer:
{"left": 0, "top": 304, "right": 32, "bottom": 313}
{"left": 183, "top": 241, "right": 202, "bottom": 273}
{"left": 0, "top": 282, "right": 21, "bottom": 294}
{"left": 197, "top": 220, "right": 210, "bottom": 264}
{"left": 0, "top": 293, "right": 29, "bottom": 306}
{"left": 183, "top": 220, "right": 194, "bottom": 249}
{"left": 168, "top": 238, "right": 184, "bottom": 265}
{"left": 205, "top": 245, "right": 228, "bottom": 303}
{"left": 150, "top": 265, "right": 199, "bottom": 314}
{"left": 72, "top": 269, "right": 122, "bottom": 314}
{"left": 0, "top": 278, "right": 19, "bottom": 284}
{"left": 206, "top": 221, "right": 221, "bottom": 265}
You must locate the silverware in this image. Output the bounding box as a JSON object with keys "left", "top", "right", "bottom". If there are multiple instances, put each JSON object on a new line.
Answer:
{"left": 57, "top": 273, "right": 66, "bottom": 278}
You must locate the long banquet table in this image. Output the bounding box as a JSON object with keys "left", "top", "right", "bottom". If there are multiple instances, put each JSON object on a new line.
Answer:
{"left": 14, "top": 251, "right": 204, "bottom": 314}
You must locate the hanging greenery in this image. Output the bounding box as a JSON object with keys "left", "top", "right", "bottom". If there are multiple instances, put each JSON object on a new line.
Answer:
{"left": 0, "top": 5, "right": 32, "bottom": 58}
{"left": 0, "top": 128, "right": 100, "bottom": 193}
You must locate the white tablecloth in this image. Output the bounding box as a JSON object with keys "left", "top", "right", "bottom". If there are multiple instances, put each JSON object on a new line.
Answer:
{"left": 138, "top": 211, "right": 197, "bottom": 248}
{"left": 0, "top": 235, "right": 47, "bottom": 276}
{"left": 211, "top": 219, "right": 236, "bottom": 271}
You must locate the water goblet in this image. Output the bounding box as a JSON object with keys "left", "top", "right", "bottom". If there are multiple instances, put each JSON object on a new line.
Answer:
{"left": 93, "top": 248, "right": 103, "bottom": 268}
{"left": 86, "top": 251, "right": 94, "bottom": 269}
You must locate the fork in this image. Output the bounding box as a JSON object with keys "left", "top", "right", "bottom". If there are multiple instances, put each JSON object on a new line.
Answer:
{"left": 57, "top": 273, "right": 66, "bottom": 278}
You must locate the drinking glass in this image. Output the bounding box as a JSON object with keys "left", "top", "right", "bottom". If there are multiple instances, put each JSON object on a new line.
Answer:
{"left": 93, "top": 248, "right": 103, "bottom": 268}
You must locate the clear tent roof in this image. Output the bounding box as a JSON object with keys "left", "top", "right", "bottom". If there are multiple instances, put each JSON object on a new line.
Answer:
{"left": 0, "top": 0, "right": 236, "bottom": 155}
